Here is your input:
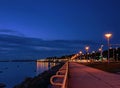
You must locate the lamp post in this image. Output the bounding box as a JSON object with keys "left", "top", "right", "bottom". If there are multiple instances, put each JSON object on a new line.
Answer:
{"left": 105, "top": 33, "right": 112, "bottom": 63}
{"left": 99, "top": 45, "right": 104, "bottom": 62}
{"left": 116, "top": 47, "right": 118, "bottom": 62}
{"left": 99, "top": 48, "right": 102, "bottom": 60}
{"left": 92, "top": 51, "right": 95, "bottom": 62}
{"left": 85, "top": 46, "right": 89, "bottom": 62}
{"left": 79, "top": 51, "right": 82, "bottom": 60}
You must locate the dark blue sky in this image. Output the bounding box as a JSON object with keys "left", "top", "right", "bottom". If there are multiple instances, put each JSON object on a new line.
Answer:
{"left": 0, "top": 0, "right": 120, "bottom": 59}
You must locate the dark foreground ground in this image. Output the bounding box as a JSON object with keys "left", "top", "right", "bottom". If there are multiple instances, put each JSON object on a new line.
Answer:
{"left": 80, "top": 62, "right": 120, "bottom": 73}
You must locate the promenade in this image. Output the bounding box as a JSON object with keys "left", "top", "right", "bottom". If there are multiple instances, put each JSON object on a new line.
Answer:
{"left": 68, "top": 62, "right": 120, "bottom": 88}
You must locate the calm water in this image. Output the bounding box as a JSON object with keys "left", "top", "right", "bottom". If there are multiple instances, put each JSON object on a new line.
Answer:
{"left": 0, "top": 61, "right": 56, "bottom": 88}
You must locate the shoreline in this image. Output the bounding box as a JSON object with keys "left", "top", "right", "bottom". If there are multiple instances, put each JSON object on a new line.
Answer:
{"left": 14, "top": 62, "right": 64, "bottom": 88}
{"left": 0, "top": 60, "right": 60, "bottom": 63}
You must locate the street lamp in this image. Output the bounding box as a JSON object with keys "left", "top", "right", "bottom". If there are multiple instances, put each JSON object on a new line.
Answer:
{"left": 99, "top": 45, "right": 104, "bottom": 62}
{"left": 85, "top": 46, "right": 90, "bottom": 62}
{"left": 105, "top": 33, "right": 112, "bottom": 63}
{"left": 85, "top": 46, "right": 89, "bottom": 52}
{"left": 99, "top": 48, "right": 102, "bottom": 51}
{"left": 116, "top": 47, "right": 118, "bottom": 62}
{"left": 92, "top": 51, "right": 95, "bottom": 62}
{"left": 79, "top": 51, "right": 82, "bottom": 60}
{"left": 79, "top": 51, "right": 82, "bottom": 54}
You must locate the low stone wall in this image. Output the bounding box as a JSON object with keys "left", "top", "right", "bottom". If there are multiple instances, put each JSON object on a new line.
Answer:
{"left": 14, "top": 63, "right": 64, "bottom": 88}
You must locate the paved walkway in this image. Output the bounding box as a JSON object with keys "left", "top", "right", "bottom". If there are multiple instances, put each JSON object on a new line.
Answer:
{"left": 68, "top": 62, "right": 120, "bottom": 88}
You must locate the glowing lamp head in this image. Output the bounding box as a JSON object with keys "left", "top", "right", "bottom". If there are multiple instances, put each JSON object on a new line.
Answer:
{"left": 85, "top": 46, "right": 89, "bottom": 51}
{"left": 99, "top": 48, "right": 102, "bottom": 51}
{"left": 105, "top": 33, "right": 112, "bottom": 39}
{"left": 76, "top": 54, "right": 79, "bottom": 56}
{"left": 79, "top": 51, "right": 82, "bottom": 54}
{"left": 92, "top": 51, "right": 95, "bottom": 53}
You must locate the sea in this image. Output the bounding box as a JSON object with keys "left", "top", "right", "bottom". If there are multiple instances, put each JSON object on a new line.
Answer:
{"left": 0, "top": 60, "right": 57, "bottom": 88}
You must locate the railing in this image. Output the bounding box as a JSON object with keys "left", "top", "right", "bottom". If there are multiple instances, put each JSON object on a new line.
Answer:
{"left": 50, "top": 62, "right": 68, "bottom": 88}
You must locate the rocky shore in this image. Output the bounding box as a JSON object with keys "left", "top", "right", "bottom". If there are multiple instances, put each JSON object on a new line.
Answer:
{"left": 14, "top": 62, "right": 64, "bottom": 88}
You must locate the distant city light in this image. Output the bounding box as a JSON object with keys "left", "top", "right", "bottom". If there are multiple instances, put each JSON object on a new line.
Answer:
{"left": 85, "top": 46, "right": 89, "bottom": 51}
{"left": 79, "top": 51, "right": 82, "bottom": 54}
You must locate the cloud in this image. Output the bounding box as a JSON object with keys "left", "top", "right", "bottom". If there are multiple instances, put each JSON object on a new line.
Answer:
{"left": 0, "top": 30, "right": 104, "bottom": 60}
{"left": 0, "top": 29, "right": 25, "bottom": 36}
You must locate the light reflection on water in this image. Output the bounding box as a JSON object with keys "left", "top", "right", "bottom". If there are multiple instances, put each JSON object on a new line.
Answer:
{"left": 0, "top": 61, "right": 57, "bottom": 88}
{"left": 36, "top": 61, "right": 56, "bottom": 75}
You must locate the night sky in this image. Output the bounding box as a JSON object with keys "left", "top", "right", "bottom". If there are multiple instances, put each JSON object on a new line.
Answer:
{"left": 0, "top": 0, "right": 120, "bottom": 59}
